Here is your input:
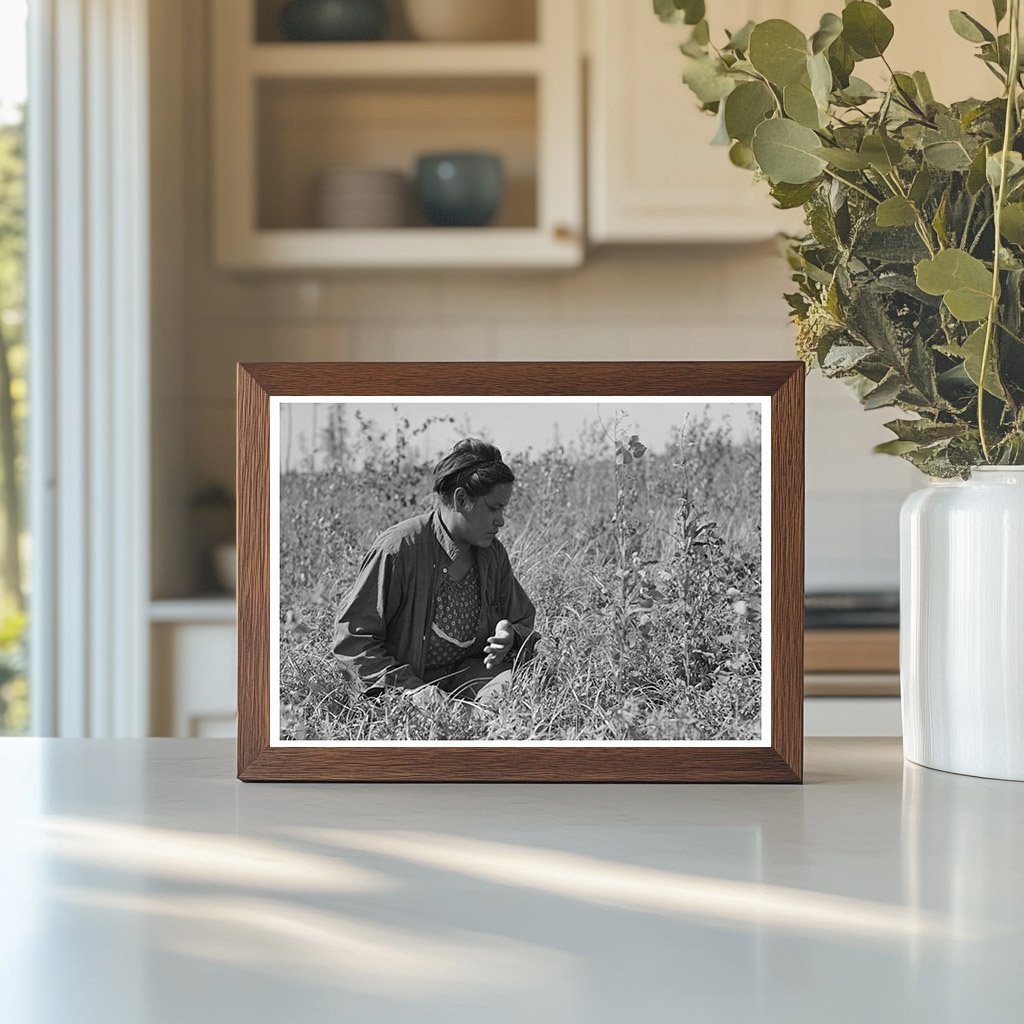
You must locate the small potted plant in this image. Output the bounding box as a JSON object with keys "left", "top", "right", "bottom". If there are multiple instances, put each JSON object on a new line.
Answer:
{"left": 657, "top": 0, "right": 1024, "bottom": 779}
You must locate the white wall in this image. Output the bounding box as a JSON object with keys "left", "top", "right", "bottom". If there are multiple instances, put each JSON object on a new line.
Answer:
{"left": 153, "top": 0, "right": 920, "bottom": 599}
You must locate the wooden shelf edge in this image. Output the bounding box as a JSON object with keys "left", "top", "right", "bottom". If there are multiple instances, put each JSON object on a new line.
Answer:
{"left": 217, "top": 227, "right": 584, "bottom": 270}
{"left": 249, "top": 42, "right": 543, "bottom": 78}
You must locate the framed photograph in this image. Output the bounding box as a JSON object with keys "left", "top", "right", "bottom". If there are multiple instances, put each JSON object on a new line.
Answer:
{"left": 237, "top": 362, "right": 803, "bottom": 782}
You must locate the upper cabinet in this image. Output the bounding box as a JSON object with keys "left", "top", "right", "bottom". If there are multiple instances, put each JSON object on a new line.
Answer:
{"left": 211, "top": 0, "right": 583, "bottom": 269}
{"left": 587, "top": 0, "right": 815, "bottom": 243}
{"left": 211, "top": 0, "right": 1005, "bottom": 266}
{"left": 585, "top": 0, "right": 1000, "bottom": 245}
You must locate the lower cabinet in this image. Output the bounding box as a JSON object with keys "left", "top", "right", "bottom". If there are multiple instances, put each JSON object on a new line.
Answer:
{"left": 150, "top": 603, "right": 237, "bottom": 738}
{"left": 805, "top": 697, "right": 902, "bottom": 737}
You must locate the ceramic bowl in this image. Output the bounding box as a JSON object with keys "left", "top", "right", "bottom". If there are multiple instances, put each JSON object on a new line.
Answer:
{"left": 315, "top": 168, "right": 407, "bottom": 228}
{"left": 414, "top": 152, "right": 504, "bottom": 227}
{"left": 402, "top": 0, "right": 534, "bottom": 42}
{"left": 281, "top": 0, "right": 388, "bottom": 42}
{"left": 213, "top": 543, "right": 237, "bottom": 594}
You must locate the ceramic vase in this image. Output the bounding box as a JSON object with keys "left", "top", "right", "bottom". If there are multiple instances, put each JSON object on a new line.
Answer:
{"left": 900, "top": 467, "right": 1024, "bottom": 781}
{"left": 415, "top": 152, "right": 504, "bottom": 227}
{"left": 280, "top": 0, "right": 388, "bottom": 42}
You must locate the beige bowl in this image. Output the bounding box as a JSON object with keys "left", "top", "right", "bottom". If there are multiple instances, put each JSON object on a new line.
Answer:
{"left": 315, "top": 168, "right": 408, "bottom": 228}
{"left": 213, "top": 542, "right": 237, "bottom": 594}
{"left": 403, "top": 0, "right": 535, "bottom": 41}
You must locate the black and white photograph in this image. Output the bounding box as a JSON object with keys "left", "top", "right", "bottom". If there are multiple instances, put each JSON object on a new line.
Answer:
{"left": 270, "top": 396, "right": 770, "bottom": 745}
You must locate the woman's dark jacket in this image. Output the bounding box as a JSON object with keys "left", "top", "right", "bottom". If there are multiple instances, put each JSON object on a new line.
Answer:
{"left": 332, "top": 511, "right": 537, "bottom": 690}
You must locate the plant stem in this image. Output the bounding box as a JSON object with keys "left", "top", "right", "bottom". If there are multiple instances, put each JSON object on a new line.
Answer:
{"left": 822, "top": 167, "right": 880, "bottom": 205}
{"left": 884, "top": 170, "right": 938, "bottom": 255}
{"left": 979, "top": 0, "right": 1021, "bottom": 462}
{"left": 997, "top": 319, "right": 1024, "bottom": 345}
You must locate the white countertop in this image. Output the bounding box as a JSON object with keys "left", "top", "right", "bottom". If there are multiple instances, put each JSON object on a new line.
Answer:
{"left": 1, "top": 737, "right": 1021, "bottom": 1023}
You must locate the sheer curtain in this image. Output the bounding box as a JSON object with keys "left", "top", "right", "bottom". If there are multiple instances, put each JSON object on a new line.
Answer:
{"left": 28, "top": 0, "right": 150, "bottom": 736}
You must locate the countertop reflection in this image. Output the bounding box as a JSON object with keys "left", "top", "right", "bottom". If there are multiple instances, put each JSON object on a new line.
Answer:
{"left": 1, "top": 738, "right": 1020, "bottom": 1023}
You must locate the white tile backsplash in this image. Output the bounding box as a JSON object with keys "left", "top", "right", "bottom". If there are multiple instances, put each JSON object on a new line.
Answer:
{"left": 182, "top": 248, "right": 918, "bottom": 592}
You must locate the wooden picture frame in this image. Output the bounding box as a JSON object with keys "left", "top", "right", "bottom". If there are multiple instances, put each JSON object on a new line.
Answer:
{"left": 237, "top": 362, "right": 804, "bottom": 782}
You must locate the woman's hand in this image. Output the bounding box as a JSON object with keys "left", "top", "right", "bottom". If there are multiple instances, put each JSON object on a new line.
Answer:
{"left": 484, "top": 619, "right": 515, "bottom": 669}
{"left": 403, "top": 684, "right": 446, "bottom": 709}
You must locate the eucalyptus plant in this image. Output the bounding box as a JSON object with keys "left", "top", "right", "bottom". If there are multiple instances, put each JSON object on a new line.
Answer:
{"left": 657, "top": 0, "right": 1024, "bottom": 476}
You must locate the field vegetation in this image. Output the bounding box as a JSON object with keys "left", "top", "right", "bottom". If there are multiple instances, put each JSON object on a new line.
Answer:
{"left": 279, "top": 407, "right": 762, "bottom": 742}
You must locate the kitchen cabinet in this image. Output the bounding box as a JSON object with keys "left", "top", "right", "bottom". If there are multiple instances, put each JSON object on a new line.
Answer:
{"left": 150, "top": 600, "right": 237, "bottom": 738}
{"left": 586, "top": 0, "right": 999, "bottom": 244}
{"left": 587, "top": 0, "right": 810, "bottom": 243}
{"left": 211, "top": 0, "right": 583, "bottom": 268}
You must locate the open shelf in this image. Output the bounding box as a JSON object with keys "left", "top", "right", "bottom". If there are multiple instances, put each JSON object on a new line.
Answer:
{"left": 212, "top": 0, "right": 582, "bottom": 268}
{"left": 256, "top": 76, "right": 537, "bottom": 232}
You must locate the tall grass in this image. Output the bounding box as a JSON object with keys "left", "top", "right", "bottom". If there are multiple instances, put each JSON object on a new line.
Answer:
{"left": 279, "top": 407, "right": 762, "bottom": 742}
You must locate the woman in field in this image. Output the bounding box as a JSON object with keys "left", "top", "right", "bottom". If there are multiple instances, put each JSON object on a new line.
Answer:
{"left": 332, "top": 438, "right": 537, "bottom": 706}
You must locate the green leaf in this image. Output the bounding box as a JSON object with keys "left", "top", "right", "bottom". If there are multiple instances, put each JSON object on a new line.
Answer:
{"left": 837, "top": 76, "right": 879, "bottom": 104}
{"left": 808, "top": 51, "right": 833, "bottom": 111}
{"left": 653, "top": 0, "right": 705, "bottom": 26}
{"left": 913, "top": 71, "right": 935, "bottom": 104}
{"left": 862, "top": 374, "right": 903, "bottom": 409}
{"left": 842, "top": 1, "right": 895, "bottom": 59}
{"left": 810, "top": 13, "right": 843, "bottom": 54}
{"left": 729, "top": 140, "right": 757, "bottom": 169}
{"left": 939, "top": 325, "right": 1006, "bottom": 398}
{"left": 814, "top": 145, "right": 872, "bottom": 170}
{"left": 653, "top": 0, "right": 682, "bottom": 24}
{"left": 932, "top": 190, "right": 950, "bottom": 247}
{"left": 909, "top": 164, "right": 933, "bottom": 205}
{"left": 876, "top": 197, "right": 918, "bottom": 228}
{"left": 885, "top": 418, "right": 963, "bottom": 443}
{"left": 979, "top": 32, "right": 1015, "bottom": 75}
{"left": 986, "top": 150, "right": 1024, "bottom": 191}
{"left": 891, "top": 72, "right": 921, "bottom": 109}
{"left": 723, "top": 81, "right": 775, "bottom": 144}
{"left": 692, "top": 19, "right": 710, "bottom": 45}
{"left": 1000, "top": 203, "right": 1024, "bottom": 245}
{"left": 686, "top": 1, "right": 705, "bottom": 24}
{"left": 993, "top": 0, "right": 1008, "bottom": 24}
{"left": 784, "top": 80, "right": 824, "bottom": 129}
{"left": 874, "top": 439, "right": 922, "bottom": 455}
{"left": 724, "top": 20, "right": 755, "bottom": 53}
{"left": 922, "top": 140, "right": 972, "bottom": 171}
{"left": 827, "top": 35, "right": 856, "bottom": 89}
{"left": 915, "top": 249, "right": 994, "bottom": 322}
{"left": 948, "top": 10, "right": 994, "bottom": 44}
{"left": 860, "top": 133, "right": 904, "bottom": 173}
{"left": 748, "top": 20, "right": 809, "bottom": 87}
{"left": 683, "top": 57, "right": 737, "bottom": 104}
{"left": 770, "top": 180, "right": 820, "bottom": 209}
{"left": 967, "top": 144, "right": 991, "bottom": 194}
{"left": 751, "top": 118, "right": 828, "bottom": 184}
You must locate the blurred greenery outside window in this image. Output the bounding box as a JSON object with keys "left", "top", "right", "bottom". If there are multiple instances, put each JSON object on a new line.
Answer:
{"left": 0, "top": 0, "right": 28, "bottom": 734}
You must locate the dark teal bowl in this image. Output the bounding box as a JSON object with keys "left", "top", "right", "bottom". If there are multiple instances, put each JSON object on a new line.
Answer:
{"left": 415, "top": 153, "right": 505, "bottom": 228}
{"left": 280, "top": 0, "right": 388, "bottom": 41}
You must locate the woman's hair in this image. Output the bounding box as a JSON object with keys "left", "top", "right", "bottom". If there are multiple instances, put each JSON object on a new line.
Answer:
{"left": 433, "top": 438, "right": 514, "bottom": 503}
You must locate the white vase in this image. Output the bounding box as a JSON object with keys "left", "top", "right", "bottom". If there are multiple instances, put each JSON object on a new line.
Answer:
{"left": 900, "top": 467, "right": 1024, "bottom": 781}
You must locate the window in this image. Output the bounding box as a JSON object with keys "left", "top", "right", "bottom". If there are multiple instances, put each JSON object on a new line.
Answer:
{"left": 0, "top": 0, "right": 28, "bottom": 734}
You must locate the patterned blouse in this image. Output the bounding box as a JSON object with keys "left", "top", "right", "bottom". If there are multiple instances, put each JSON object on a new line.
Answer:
{"left": 423, "top": 560, "right": 481, "bottom": 671}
